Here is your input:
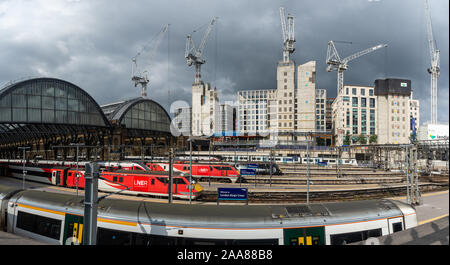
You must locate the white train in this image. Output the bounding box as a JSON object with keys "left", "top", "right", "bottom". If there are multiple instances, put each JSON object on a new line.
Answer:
{"left": 0, "top": 184, "right": 417, "bottom": 245}
{"left": 221, "top": 155, "right": 358, "bottom": 166}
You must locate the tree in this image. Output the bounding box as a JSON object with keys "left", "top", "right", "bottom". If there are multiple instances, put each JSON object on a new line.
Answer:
{"left": 369, "top": 134, "right": 378, "bottom": 144}
{"left": 358, "top": 134, "right": 367, "bottom": 144}
{"left": 343, "top": 132, "right": 351, "bottom": 146}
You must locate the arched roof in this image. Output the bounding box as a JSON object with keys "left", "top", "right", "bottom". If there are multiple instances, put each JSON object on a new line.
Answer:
{"left": 101, "top": 97, "right": 171, "bottom": 133}
{"left": 0, "top": 77, "right": 110, "bottom": 127}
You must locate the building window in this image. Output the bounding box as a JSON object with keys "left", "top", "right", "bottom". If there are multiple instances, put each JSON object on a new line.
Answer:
{"left": 361, "top": 88, "right": 365, "bottom": 96}
{"left": 369, "top": 98, "right": 375, "bottom": 108}
{"left": 352, "top": 97, "right": 358, "bottom": 107}
{"left": 369, "top": 89, "right": 373, "bottom": 96}
{"left": 361, "top": 98, "right": 366, "bottom": 108}
{"left": 352, "top": 88, "right": 357, "bottom": 95}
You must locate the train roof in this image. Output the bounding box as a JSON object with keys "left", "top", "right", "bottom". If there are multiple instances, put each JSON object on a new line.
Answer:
{"left": 0, "top": 185, "right": 22, "bottom": 201}
{"left": 6, "top": 188, "right": 413, "bottom": 230}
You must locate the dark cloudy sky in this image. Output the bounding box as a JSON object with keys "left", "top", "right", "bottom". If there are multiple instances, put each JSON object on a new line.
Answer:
{"left": 0, "top": 0, "right": 448, "bottom": 124}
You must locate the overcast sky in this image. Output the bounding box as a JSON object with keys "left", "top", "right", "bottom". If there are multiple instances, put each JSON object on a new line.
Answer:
{"left": 0, "top": 0, "right": 448, "bottom": 125}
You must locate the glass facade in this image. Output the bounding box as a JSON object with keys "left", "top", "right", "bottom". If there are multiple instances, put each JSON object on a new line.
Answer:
{"left": 0, "top": 78, "right": 107, "bottom": 126}
{"left": 121, "top": 101, "right": 170, "bottom": 132}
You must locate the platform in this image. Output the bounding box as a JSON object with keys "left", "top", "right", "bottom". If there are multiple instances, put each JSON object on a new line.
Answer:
{"left": 351, "top": 216, "right": 449, "bottom": 245}
{"left": 0, "top": 230, "right": 47, "bottom": 245}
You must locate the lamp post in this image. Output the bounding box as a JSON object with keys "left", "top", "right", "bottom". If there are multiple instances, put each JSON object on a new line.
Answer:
{"left": 18, "top": 147, "right": 30, "bottom": 189}
{"left": 188, "top": 138, "right": 193, "bottom": 204}
{"left": 70, "top": 143, "right": 85, "bottom": 197}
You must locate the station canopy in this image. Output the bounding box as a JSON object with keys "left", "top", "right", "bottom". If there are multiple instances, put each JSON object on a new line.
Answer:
{"left": 101, "top": 97, "right": 171, "bottom": 135}
{"left": 0, "top": 77, "right": 172, "bottom": 146}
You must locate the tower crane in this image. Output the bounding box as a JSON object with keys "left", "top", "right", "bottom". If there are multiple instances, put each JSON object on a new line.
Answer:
{"left": 326, "top": 40, "right": 387, "bottom": 95}
{"left": 131, "top": 24, "right": 168, "bottom": 98}
{"left": 424, "top": 0, "right": 440, "bottom": 124}
{"left": 279, "top": 7, "right": 295, "bottom": 63}
{"left": 185, "top": 17, "right": 217, "bottom": 85}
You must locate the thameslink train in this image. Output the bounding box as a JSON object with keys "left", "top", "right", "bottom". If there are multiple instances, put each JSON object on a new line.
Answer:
{"left": 221, "top": 155, "right": 358, "bottom": 166}
{"left": 0, "top": 184, "right": 417, "bottom": 245}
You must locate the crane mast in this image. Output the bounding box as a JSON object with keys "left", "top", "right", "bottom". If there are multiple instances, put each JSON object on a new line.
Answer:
{"left": 326, "top": 40, "right": 387, "bottom": 94}
{"left": 132, "top": 24, "right": 168, "bottom": 98}
{"left": 280, "top": 7, "right": 295, "bottom": 63}
{"left": 424, "top": 0, "right": 440, "bottom": 124}
{"left": 185, "top": 17, "right": 217, "bottom": 85}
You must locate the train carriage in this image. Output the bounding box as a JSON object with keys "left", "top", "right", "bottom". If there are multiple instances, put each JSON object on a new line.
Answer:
{"left": 0, "top": 185, "right": 417, "bottom": 245}
{"left": 146, "top": 162, "right": 241, "bottom": 183}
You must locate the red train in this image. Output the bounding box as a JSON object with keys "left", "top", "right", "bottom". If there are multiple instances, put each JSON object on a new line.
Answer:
{"left": 0, "top": 159, "right": 202, "bottom": 199}
{"left": 146, "top": 162, "right": 241, "bottom": 183}
{"left": 50, "top": 167, "right": 203, "bottom": 199}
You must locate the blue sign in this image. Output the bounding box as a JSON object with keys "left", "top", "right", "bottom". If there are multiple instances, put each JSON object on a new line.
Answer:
{"left": 318, "top": 161, "right": 328, "bottom": 166}
{"left": 218, "top": 188, "right": 248, "bottom": 201}
{"left": 240, "top": 168, "right": 256, "bottom": 176}
{"left": 247, "top": 164, "right": 258, "bottom": 169}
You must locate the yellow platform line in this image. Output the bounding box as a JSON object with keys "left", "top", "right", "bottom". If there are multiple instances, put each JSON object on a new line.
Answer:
{"left": 418, "top": 213, "right": 449, "bottom": 225}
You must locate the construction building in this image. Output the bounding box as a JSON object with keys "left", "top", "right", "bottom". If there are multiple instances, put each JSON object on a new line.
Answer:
{"left": 172, "top": 106, "right": 191, "bottom": 136}
{"left": 332, "top": 85, "right": 377, "bottom": 145}
{"left": 375, "top": 78, "right": 413, "bottom": 145}
{"left": 191, "top": 83, "right": 220, "bottom": 136}
{"left": 315, "top": 89, "right": 327, "bottom": 132}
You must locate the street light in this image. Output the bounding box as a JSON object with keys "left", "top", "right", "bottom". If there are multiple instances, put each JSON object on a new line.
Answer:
{"left": 18, "top": 147, "right": 30, "bottom": 189}
{"left": 70, "top": 143, "right": 85, "bottom": 197}
{"left": 188, "top": 138, "right": 193, "bottom": 204}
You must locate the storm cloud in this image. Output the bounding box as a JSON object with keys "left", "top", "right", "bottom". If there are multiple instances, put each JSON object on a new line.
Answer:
{"left": 0, "top": 0, "right": 448, "bottom": 124}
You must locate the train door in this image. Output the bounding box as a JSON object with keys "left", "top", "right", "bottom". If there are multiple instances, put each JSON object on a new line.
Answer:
{"left": 51, "top": 170, "right": 59, "bottom": 185}
{"left": 388, "top": 217, "right": 404, "bottom": 234}
{"left": 63, "top": 214, "right": 84, "bottom": 245}
{"left": 283, "top": 227, "right": 325, "bottom": 245}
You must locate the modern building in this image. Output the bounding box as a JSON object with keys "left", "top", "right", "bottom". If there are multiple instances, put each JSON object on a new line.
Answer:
{"left": 315, "top": 89, "right": 327, "bottom": 132}
{"left": 191, "top": 82, "right": 220, "bottom": 136}
{"left": 326, "top": 97, "right": 334, "bottom": 131}
{"left": 375, "top": 78, "right": 412, "bottom": 145}
{"left": 236, "top": 61, "right": 318, "bottom": 142}
{"left": 295, "top": 61, "right": 317, "bottom": 137}
{"left": 332, "top": 85, "right": 377, "bottom": 145}
{"left": 237, "top": 89, "right": 275, "bottom": 135}
{"left": 218, "top": 103, "right": 234, "bottom": 134}
{"left": 172, "top": 106, "right": 191, "bottom": 136}
{"left": 409, "top": 98, "right": 420, "bottom": 136}
{"left": 276, "top": 60, "right": 296, "bottom": 138}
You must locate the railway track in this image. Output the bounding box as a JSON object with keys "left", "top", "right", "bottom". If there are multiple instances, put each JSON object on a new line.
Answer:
{"left": 241, "top": 176, "right": 404, "bottom": 185}
{"left": 199, "top": 183, "right": 449, "bottom": 203}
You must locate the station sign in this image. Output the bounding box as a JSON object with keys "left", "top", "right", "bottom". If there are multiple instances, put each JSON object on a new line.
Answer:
{"left": 217, "top": 188, "right": 248, "bottom": 201}
{"left": 247, "top": 164, "right": 258, "bottom": 169}
{"left": 240, "top": 168, "right": 256, "bottom": 176}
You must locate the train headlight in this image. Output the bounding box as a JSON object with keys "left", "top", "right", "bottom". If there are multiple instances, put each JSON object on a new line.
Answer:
{"left": 194, "top": 183, "right": 203, "bottom": 192}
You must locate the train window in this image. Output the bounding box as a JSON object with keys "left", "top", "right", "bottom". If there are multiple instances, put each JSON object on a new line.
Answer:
{"left": 16, "top": 211, "right": 61, "bottom": 240}
{"left": 119, "top": 177, "right": 123, "bottom": 183}
{"left": 393, "top": 222, "right": 403, "bottom": 233}
{"left": 151, "top": 179, "right": 155, "bottom": 185}
{"left": 97, "top": 227, "right": 132, "bottom": 245}
{"left": 113, "top": 176, "right": 118, "bottom": 182}
{"left": 173, "top": 178, "right": 187, "bottom": 184}
{"left": 157, "top": 177, "right": 169, "bottom": 184}
{"left": 213, "top": 166, "right": 233, "bottom": 171}
{"left": 330, "top": 228, "right": 381, "bottom": 245}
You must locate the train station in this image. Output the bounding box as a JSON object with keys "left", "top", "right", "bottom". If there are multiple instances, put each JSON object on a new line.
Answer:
{"left": 0, "top": 77, "right": 174, "bottom": 160}
{"left": 0, "top": 1, "right": 448, "bottom": 249}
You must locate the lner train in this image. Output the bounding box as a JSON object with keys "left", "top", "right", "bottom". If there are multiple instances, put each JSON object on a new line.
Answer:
{"left": 0, "top": 185, "right": 417, "bottom": 245}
